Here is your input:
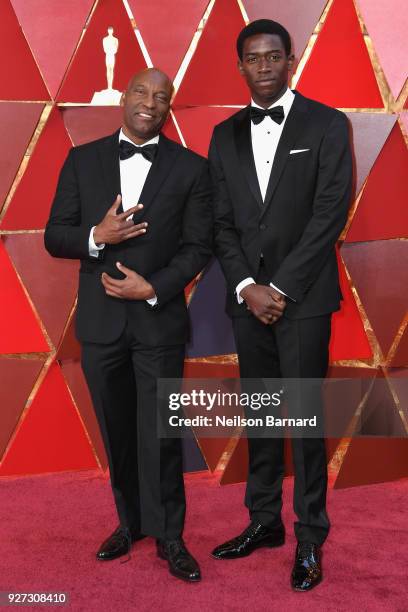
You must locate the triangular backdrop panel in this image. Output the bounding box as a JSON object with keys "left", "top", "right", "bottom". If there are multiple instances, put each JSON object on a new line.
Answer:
{"left": 0, "top": 362, "right": 98, "bottom": 476}
{"left": 0, "top": 357, "right": 44, "bottom": 459}
{"left": 341, "top": 241, "right": 408, "bottom": 358}
{"left": 243, "top": 0, "right": 327, "bottom": 60}
{"left": 173, "top": 107, "right": 241, "bottom": 157}
{"left": 0, "top": 0, "right": 49, "bottom": 100}
{"left": 184, "top": 361, "right": 238, "bottom": 471}
{"left": 174, "top": 0, "right": 248, "bottom": 106}
{"left": 10, "top": 0, "right": 94, "bottom": 98}
{"left": 329, "top": 251, "right": 372, "bottom": 361}
{"left": 187, "top": 259, "right": 235, "bottom": 358}
{"left": 1, "top": 108, "right": 72, "bottom": 230}
{"left": 57, "top": 0, "right": 146, "bottom": 103}
{"left": 345, "top": 123, "right": 408, "bottom": 242}
{"left": 0, "top": 239, "right": 49, "bottom": 354}
{"left": 0, "top": 102, "right": 44, "bottom": 211}
{"left": 296, "top": 0, "right": 383, "bottom": 108}
{"left": 357, "top": 0, "right": 408, "bottom": 100}
{"left": 61, "top": 360, "right": 108, "bottom": 470}
{"left": 391, "top": 325, "right": 408, "bottom": 367}
{"left": 387, "top": 368, "right": 408, "bottom": 421}
{"left": 128, "top": 0, "right": 209, "bottom": 80}
{"left": 4, "top": 234, "right": 79, "bottom": 348}
{"left": 334, "top": 437, "right": 408, "bottom": 488}
{"left": 346, "top": 112, "right": 396, "bottom": 197}
{"left": 56, "top": 310, "right": 81, "bottom": 361}
{"left": 62, "top": 107, "right": 181, "bottom": 146}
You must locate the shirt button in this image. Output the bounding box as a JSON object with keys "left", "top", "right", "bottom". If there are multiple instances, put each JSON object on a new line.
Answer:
{"left": 259, "top": 223, "right": 267, "bottom": 230}
{"left": 267, "top": 131, "right": 271, "bottom": 134}
{"left": 266, "top": 161, "right": 270, "bottom": 164}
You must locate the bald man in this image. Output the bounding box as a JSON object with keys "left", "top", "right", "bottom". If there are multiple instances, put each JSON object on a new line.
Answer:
{"left": 45, "top": 69, "right": 212, "bottom": 582}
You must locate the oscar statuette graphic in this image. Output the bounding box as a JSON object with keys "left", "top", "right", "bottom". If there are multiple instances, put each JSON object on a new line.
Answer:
{"left": 91, "top": 27, "right": 122, "bottom": 105}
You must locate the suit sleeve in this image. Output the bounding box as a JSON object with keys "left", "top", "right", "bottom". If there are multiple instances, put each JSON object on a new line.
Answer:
{"left": 146, "top": 158, "right": 213, "bottom": 306}
{"left": 270, "top": 112, "right": 352, "bottom": 303}
{"left": 44, "top": 148, "right": 103, "bottom": 261}
{"left": 209, "top": 133, "right": 253, "bottom": 291}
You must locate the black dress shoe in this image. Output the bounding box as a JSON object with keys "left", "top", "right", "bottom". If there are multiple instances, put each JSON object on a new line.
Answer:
{"left": 291, "top": 542, "right": 322, "bottom": 591}
{"left": 157, "top": 538, "right": 201, "bottom": 582}
{"left": 96, "top": 526, "right": 144, "bottom": 561}
{"left": 211, "top": 521, "right": 285, "bottom": 560}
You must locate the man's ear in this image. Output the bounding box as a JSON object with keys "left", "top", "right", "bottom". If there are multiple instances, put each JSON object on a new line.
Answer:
{"left": 287, "top": 54, "right": 295, "bottom": 72}
{"left": 120, "top": 92, "right": 125, "bottom": 107}
{"left": 237, "top": 59, "right": 244, "bottom": 76}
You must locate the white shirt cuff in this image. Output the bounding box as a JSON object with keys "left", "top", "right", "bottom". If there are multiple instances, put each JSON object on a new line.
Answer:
{"left": 146, "top": 296, "right": 158, "bottom": 306}
{"left": 89, "top": 226, "right": 105, "bottom": 257}
{"left": 270, "top": 282, "right": 288, "bottom": 297}
{"left": 236, "top": 277, "right": 256, "bottom": 304}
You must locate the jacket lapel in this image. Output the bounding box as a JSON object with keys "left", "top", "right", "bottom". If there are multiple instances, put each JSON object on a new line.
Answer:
{"left": 135, "top": 133, "right": 181, "bottom": 219}
{"left": 233, "top": 107, "right": 263, "bottom": 208}
{"left": 261, "top": 91, "right": 310, "bottom": 217}
{"left": 97, "top": 129, "right": 122, "bottom": 212}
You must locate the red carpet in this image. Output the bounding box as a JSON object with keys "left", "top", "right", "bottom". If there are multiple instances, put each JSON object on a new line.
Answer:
{"left": 1, "top": 470, "right": 407, "bottom": 611}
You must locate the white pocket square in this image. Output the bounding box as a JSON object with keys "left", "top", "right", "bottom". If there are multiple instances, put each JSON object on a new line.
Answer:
{"left": 289, "top": 148, "right": 310, "bottom": 154}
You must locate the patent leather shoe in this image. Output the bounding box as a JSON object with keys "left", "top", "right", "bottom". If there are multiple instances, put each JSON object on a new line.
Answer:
{"left": 96, "top": 526, "right": 144, "bottom": 561}
{"left": 211, "top": 522, "right": 285, "bottom": 560}
{"left": 157, "top": 538, "right": 201, "bottom": 582}
{"left": 291, "top": 542, "right": 322, "bottom": 591}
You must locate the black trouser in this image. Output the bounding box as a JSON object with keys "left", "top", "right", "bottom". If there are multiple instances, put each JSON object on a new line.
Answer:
{"left": 81, "top": 321, "right": 186, "bottom": 540}
{"left": 232, "top": 309, "right": 331, "bottom": 546}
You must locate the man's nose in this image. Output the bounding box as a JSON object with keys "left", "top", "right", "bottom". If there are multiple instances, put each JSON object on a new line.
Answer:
{"left": 257, "top": 58, "right": 271, "bottom": 72}
{"left": 142, "top": 93, "right": 156, "bottom": 109}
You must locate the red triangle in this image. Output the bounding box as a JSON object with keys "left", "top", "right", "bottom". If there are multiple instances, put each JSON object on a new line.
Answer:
{"left": 173, "top": 107, "right": 242, "bottom": 157}
{"left": 0, "top": 357, "right": 44, "bottom": 459}
{"left": 345, "top": 123, "right": 408, "bottom": 241}
{"left": 0, "top": 240, "right": 49, "bottom": 354}
{"left": 174, "top": 0, "right": 248, "bottom": 106}
{"left": 0, "top": 0, "right": 49, "bottom": 100}
{"left": 341, "top": 241, "right": 408, "bottom": 357}
{"left": 297, "top": 0, "right": 383, "bottom": 108}
{"left": 61, "top": 360, "right": 108, "bottom": 470}
{"left": 1, "top": 108, "right": 72, "bottom": 230}
{"left": 4, "top": 234, "right": 79, "bottom": 347}
{"left": 334, "top": 437, "right": 408, "bottom": 488}
{"left": 11, "top": 0, "right": 94, "bottom": 98}
{"left": 56, "top": 310, "right": 81, "bottom": 361}
{"left": 390, "top": 323, "right": 408, "bottom": 367}
{"left": 330, "top": 250, "right": 372, "bottom": 361}
{"left": 0, "top": 362, "right": 98, "bottom": 476}
{"left": 0, "top": 102, "right": 44, "bottom": 210}
{"left": 128, "top": 0, "right": 208, "bottom": 80}
{"left": 57, "top": 0, "right": 146, "bottom": 103}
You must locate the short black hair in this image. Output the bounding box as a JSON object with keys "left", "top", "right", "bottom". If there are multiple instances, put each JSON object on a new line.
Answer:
{"left": 236, "top": 19, "right": 291, "bottom": 60}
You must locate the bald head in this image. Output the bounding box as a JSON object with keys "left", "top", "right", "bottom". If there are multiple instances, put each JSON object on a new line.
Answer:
{"left": 121, "top": 68, "right": 173, "bottom": 144}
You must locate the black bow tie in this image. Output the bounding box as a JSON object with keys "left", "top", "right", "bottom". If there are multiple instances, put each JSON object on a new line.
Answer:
{"left": 250, "top": 106, "right": 285, "bottom": 125}
{"left": 119, "top": 140, "right": 158, "bottom": 162}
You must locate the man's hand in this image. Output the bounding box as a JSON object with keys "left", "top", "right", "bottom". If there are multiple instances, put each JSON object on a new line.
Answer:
{"left": 241, "top": 284, "right": 286, "bottom": 325}
{"left": 93, "top": 195, "right": 147, "bottom": 245}
{"left": 101, "top": 262, "right": 156, "bottom": 300}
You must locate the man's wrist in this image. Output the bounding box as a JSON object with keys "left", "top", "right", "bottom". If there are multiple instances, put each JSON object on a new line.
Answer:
{"left": 93, "top": 225, "right": 105, "bottom": 246}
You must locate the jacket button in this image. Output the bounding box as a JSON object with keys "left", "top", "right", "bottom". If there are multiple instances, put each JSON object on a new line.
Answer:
{"left": 259, "top": 223, "right": 267, "bottom": 230}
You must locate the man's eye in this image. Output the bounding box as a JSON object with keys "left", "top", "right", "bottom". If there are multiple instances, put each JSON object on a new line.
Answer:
{"left": 268, "top": 55, "right": 281, "bottom": 62}
{"left": 247, "top": 57, "right": 257, "bottom": 63}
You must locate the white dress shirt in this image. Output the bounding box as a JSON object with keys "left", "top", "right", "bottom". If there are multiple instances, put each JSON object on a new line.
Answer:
{"left": 89, "top": 128, "right": 159, "bottom": 305}
{"left": 236, "top": 87, "right": 296, "bottom": 304}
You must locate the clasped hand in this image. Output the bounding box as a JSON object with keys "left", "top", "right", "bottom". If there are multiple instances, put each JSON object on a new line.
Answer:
{"left": 240, "top": 284, "right": 286, "bottom": 325}
{"left": 102, "top": 262, "right": 155, "bottom": 300}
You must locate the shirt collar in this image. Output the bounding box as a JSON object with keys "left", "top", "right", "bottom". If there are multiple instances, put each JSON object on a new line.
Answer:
{"left": 119, "top": 128, "right": 160, "bottom": 146}
{"left": 251, "top": 87, "right": 295, "bottom": 114}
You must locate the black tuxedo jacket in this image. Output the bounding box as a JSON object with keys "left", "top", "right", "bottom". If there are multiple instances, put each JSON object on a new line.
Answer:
{"left": 45, "top": 131, "right": 212, "bottom": 345}
{"left": 209, "top": 91, "right": 353, "bottom": 319}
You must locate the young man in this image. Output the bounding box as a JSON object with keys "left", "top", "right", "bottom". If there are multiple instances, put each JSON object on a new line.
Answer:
{"left": 209, "top": 20, "right": 352, "bottom": 590}
{"left": 45, "top": 68, "right": 212, "bottom": 582}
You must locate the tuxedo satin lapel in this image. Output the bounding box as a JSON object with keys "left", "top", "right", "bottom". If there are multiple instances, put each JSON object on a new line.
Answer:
{"left": 98, "top": 129, "right": 122, "bottom": 212}
{"left": 261, "top": 92, "right": 310, "bottom": 218}
{"left": 234, "top": 108, "right": 263, "bottom": 208}
{"left": 135, "top": 133, "right": 181, "bottom": 219}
